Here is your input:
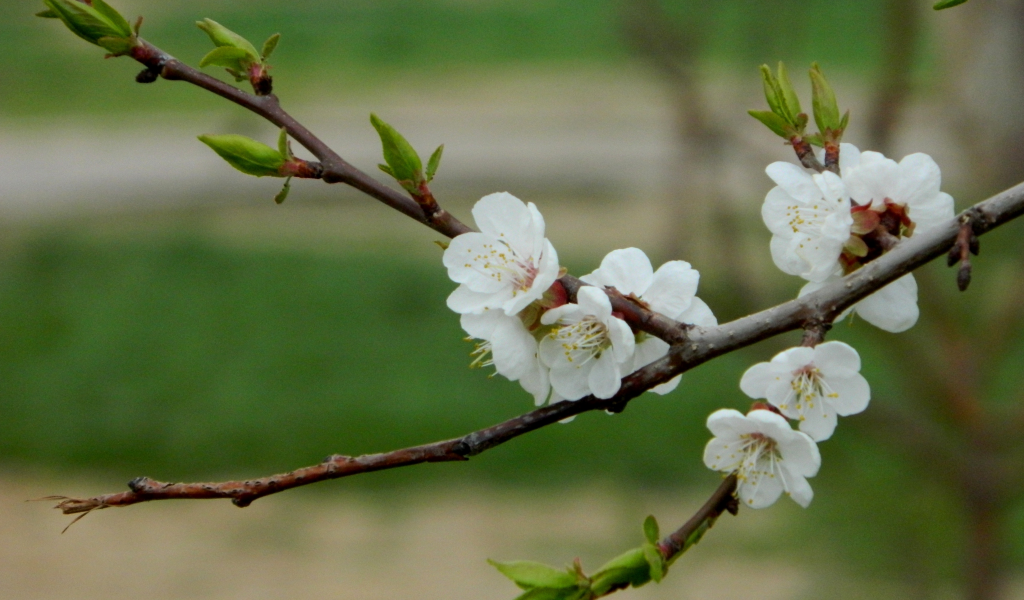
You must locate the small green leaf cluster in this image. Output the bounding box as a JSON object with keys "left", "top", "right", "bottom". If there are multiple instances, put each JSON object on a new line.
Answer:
{"left": 489, "top": 516, "right": 668, "bottom": 600}
{"left": 371, "top": 113, "right": 444, "bottom": 195}
{"left": 749, "top": 62, "right": 848, "bottom": 148}
{"left": 196, "top": 18, "right": 278, "bottom": 92}
{"left": 37, "top": 0, "right": 139, "bottom": 56}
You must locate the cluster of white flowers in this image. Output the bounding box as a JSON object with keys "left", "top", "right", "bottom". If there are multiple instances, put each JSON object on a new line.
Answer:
{"left": 442, "top": 142, "right": 949, "bottom": 511}
{"left": 701, "top": 143, "right": 952, "bottom": 509}
{"left": 443, "top": 192, "right": 715, "bottom": 406}
{"left": 763, "top": 144, "right": 955, "bottom": 332}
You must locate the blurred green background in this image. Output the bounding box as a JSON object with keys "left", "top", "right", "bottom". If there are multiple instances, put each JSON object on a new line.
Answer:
{"left": 4, "top": 1, "right": 1024, "bottom": 599}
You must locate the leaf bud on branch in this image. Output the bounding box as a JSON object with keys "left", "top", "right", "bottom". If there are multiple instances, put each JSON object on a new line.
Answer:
{"left": 37, "top": 0, "right": 139, "bottom": 57}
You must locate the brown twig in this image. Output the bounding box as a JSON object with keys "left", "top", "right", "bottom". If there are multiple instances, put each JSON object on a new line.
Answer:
{"left": 657, "top": 474, "right": 738, "bottom": 561}
{"left": 50, "top": 180, "right": 1024, "bottom": 516}
{"left": 789, "top": 136, "right": 826, "bottom": 173}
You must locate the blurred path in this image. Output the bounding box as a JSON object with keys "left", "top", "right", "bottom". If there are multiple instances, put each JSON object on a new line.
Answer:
{"left": 3, "top": 475, "right": 818, "bottom": 600}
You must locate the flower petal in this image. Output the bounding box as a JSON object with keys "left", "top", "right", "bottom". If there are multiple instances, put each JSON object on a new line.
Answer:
{"left": 740, "top": 462, "right": 785, "bottom": 509}
{"left": 633, "top": 336, "right": 669, "bottom": 373}
{"left": 547, "top": 359, "right": 593, "bottom": 401}
{"left": 813, "top": 341, "right": 861, "bottom": 373}
{"left": 490, "top": 316, "right": 539, "bottom": 379}
{"left": 782, "top": 470, "right": 814, "bottom": 508}
{"left": 706, "top": 408, "right": 749, "bottom": 439}
{"left": 588, "top": 350, "right": 622, "bottom": 399}
{"left": 582, "top": 248, "right": 654, "bottom": 296}
{"left": 443, "top": 232, "right": 513, "bottom": 293}
{"left": 576, "top": 286, "right": 613, "bottom": 321}
{"left": 826, "top": 374, "right": 870, "bottom": 416}
{"left": 766, "top": 162, "right": 820, "bottom": 204}
{"left": 778, "top": 431, "right": 821, "bottom": 477}
{"left": 471, "top": 192, "right": 538, "bottom": 257}
{"left": 649, "top": 374, "right": 681, "bottom": 395}
{"left": 677, "top": 296, "right": 717, "bottom": 327}
{"left": 739, "top": 362, "right": 774, "bottom": 399}
{"left": 447, "top": 285, "right": 506, "bottom": 314}
{"left": 907, "top": 191, "right": 955, "bottom": 235}
{"left": 642, "top": 261, "right": 699, "bottom": 318}
{"left": 704, "top": 436, "right": 742, "bottom": 472}
{"left": 854, "top": 273, "right": 919, "bottom": 332}
{"left": 796, "top": 407, "right": 838, "bottom": 442}
{"left": 894, "top": 153, "right": 941, "bottom": 208}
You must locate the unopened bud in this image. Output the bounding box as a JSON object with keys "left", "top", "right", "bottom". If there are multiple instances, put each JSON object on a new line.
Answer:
{"left": 197, "top": 133, "right": 286, "bottom": 177}
{"left": 370, "top": 113, "right": 424, "bottom": 193}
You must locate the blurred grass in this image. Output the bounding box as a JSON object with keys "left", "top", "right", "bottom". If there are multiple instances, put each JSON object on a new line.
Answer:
{"left": 0, "top": 226, "right": 754, "bottom": 487}
{"left": 1, "top": 0, "right": 897, "bottom": 117}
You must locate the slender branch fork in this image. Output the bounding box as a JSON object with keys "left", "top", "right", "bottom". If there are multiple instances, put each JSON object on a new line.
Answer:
{"left": 49, "top": 37, "right": 1024, "bottom": 555}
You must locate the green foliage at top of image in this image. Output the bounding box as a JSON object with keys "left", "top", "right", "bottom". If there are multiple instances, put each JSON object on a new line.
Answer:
{"left": 6, "top": 0, "right": 895, "bottom": 117}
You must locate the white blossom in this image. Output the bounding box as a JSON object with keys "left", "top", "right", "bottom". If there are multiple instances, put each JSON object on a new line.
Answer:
{"left": 761, "top": 162, "right": 851, "bottom": 283}
{"left": 461, "top": 311, "right": 550, "bottom": 406}
{"left": 841, "top": 145, "right": 955, "bottom": 236}
{"left": 443, "top": 192, "right": 560, "bottom": 316}
{"left": 581, "top": 247, "right": 716, "bottom": 395}
{"left": 799, "top": 273, "right": 919, "bottom": 333}
{"left": 739, "top": 341, "right": 870, "bottom": 441}
{"left": 703, "top": 408, "right": 820, "bottom": 509}
{"left": 539, "top": 286, "right": 635, "bottom": 400}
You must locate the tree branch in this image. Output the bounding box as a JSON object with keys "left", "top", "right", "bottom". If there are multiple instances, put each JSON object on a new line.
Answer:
{"left": 50, "top": 180, "right": 1024, "bottom": 516}
{"left": 657, "top": 474, "right": 738, "bottom": 561}
{"left": 126, "top": 39, "right": 697, "bottom": 345}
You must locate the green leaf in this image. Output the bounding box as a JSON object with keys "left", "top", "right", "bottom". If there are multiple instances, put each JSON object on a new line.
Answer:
{"left": 839, "top": 109, "right": 850, "bottom": 132}
{"left": 261, "top": 33, "right": 280, "bottom": 60}
{"left": 758, "top": 64, "right": 783, "bottom": 117}
{"left": 426, "top": 144, "right": 444, "bottom": 182}
{"left": 36, "top": 9, "right": 59, "bottom": 18}
{"left": 488, "top": 560, "right": 577, "bottom": 591}
{"left": 196, "top": 18, "right": 260, "bottom": 59}
{"left": 197, "top": 133, "right": 286, "bottom": 177}
{"left": 198, "top": 46, "right": 249, "bottom": 69}
{"left": 590, "top": 548, "right": 652, "bottom": 595}
{"left": 933, "top": 0, "right": 968, "bottom": 8}
{"left": 274, "top": 176, "right": 292, "bottom": 204}
{"left": 809, "top": 62, "right": 841, "bottom": 133}
{"left": 370, "top": 113, "right": 424, "bottom": 190}
{"left": 96, "top": 35, "right": 134, "bottom": 55}
{"left": 91, "top": 0, "right": 132, "bottom": 37}
{"left": 775, "top": 62, "right": 801, "bottom": 123}
{"left": 377, "top": 164, "right": 395, "bottom": 177}
{"left": 748, "top": 110, "right": 792, "bottom": 138}
{"left": 41, "top": 0, "right": 134, "bottom": 51}
{"left": 642, "top": 544, "right": 665, "bottom": 583}
{"left": 642, "top": 515, "right": 659, "bottom": 545}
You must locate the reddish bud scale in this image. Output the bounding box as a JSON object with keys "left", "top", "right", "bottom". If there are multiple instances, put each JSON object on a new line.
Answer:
{"left": 748, "top": 402, "right": 784, "bottom": 417}
{"left": 840, "top": 198, "right": 915, "bottom": 275}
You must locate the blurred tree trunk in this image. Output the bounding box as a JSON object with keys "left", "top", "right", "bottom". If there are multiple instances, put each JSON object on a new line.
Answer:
{"left": 617, "top": 0, "right": 760, "bottom": 316}
{"left": 867, "top": 0, "right": 923, "bottom": 155}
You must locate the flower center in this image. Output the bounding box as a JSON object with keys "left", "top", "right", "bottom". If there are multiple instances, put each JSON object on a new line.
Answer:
{"left": 783, "top": 365, "right": 838, "bottom": 419}
{"left": 735, "top": 432, "right": 783, "bottom": 504}
{"left": 840, "top": 198, "right": 914, "bottom": 274}
{"left": 551, "top": 316, "right": 610, "bottom": 364}
{"left": 483, "top": 240, "right": 539, "bottom": 295}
